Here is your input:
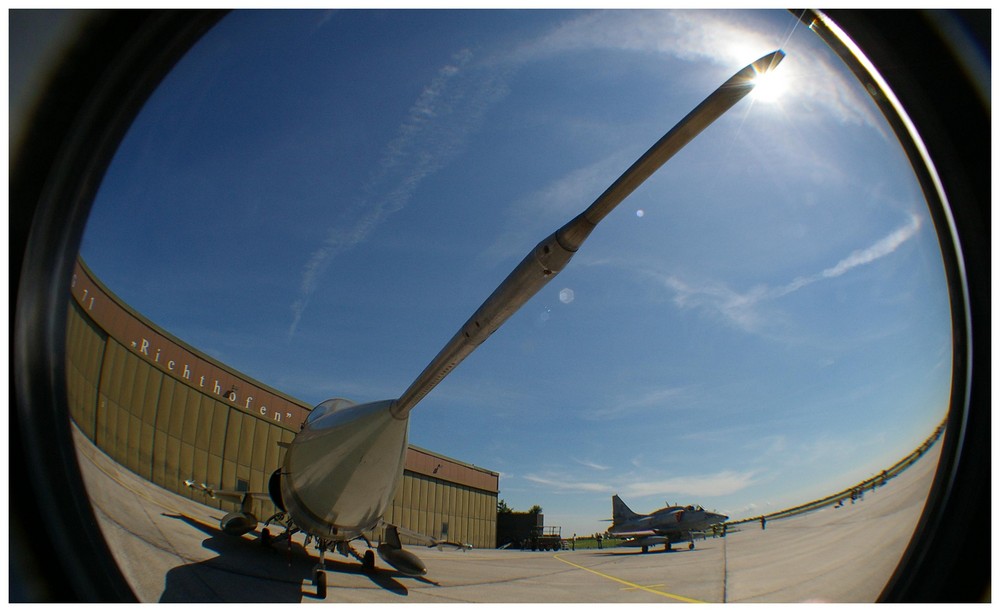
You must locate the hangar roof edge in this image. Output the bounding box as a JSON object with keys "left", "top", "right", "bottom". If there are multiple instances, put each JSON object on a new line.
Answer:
{"left": 76, "top": 257, "right": 311, "bottom": 411}
{"left": 409, "top": 443, "right": 500, "bottom": 477}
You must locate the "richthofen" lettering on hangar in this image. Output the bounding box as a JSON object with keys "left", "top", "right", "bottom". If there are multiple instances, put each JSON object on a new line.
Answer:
{"left": 70, "top": 260, "right": 309, "bottom": 429}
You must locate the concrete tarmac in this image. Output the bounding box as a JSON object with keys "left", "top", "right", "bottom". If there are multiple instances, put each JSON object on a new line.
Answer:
{"left": 72, "top": 425, "right": 941, "bottom": 603}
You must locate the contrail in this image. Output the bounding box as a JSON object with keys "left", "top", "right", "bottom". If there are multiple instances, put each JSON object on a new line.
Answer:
{"left": 289, "top": 50, "right": 509, "bottom": 337}
{"left": 775, "top": 211, "right": 922, "bottom": 299}
{"left": 657, "top": 211, "right": 924, "bottom": 332}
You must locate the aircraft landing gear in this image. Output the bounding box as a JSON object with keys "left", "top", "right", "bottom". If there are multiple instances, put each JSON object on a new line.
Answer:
{"left": 641, "top": 545, "right": 649, "bottom": 554}
{"left": 312, "top": 538, "right": 332, "bottom": 599}
{"left": 665, "top": 542, "right": 672, "bottom": 552}
{"left": 688, "top": 542, "right": 695, "bottom": 550}
{"left": 260, "top": 512, "right": 296, "bottom": 553}
{"left": 335, "top": 538, "right": 377, "bottom": 574}
{"left": 313, "top": 569, "right": 327, "bottom": 599}
{"left": 262, "top": 511, "right": 288, "bottom": 531}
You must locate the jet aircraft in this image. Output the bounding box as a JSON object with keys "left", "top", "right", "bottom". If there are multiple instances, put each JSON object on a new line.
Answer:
{"left": 185, "top": 50, "right": 784, "bottom": 597}
{"left": 609, "top": 495, "right": 729, "bottom": 553}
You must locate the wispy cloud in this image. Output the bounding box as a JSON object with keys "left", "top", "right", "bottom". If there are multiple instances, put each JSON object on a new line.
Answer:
{"left": 659, "top": 276, "right": 771, "bottom": 334}
{"left": 510, "top": 10, "right": 776, "bottom": 67}
{"left": 483, "top": 152, "right": 630, "bottom": 264}
{"left": 653, "top": 212, "right": 923, "bottom": 333}
{"left": 573, "top": 457, "right": 611, "bottom": 471}
{"left": 583, "top": 386, "right": 687, "bottom": 420}
{"left": 523, "top": 473, "right": 609, "bottom": 493}
{"left": 289, "top": 49, "right": 510, "bottom": 336}
{"left": 622, "top": 470, "right": 757, "bottom": 498}
{"left": 509, "top": 10, "right": 881, "bottom": 131}
{"left": 522, "top": 467, "right": 756, "bottom": 498}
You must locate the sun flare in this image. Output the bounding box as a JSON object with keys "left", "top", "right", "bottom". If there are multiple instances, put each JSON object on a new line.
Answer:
{"left": 751, "top": 68, "right": 789, "bottom": 103}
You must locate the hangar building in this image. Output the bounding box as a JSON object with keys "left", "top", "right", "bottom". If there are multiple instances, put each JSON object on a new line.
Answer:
{"left": 65, "top": 259, "right": 499, "bottom": 549}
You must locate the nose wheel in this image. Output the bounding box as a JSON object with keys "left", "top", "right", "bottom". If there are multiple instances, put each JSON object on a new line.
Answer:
{"left": 311, "top": 537, "right": 333, "bottom": 599}
{"left": 312, "top": 569, "right": 327, "bottom": 599}
{"left": 306, "top": 536, "right": 380, "bottom": 597}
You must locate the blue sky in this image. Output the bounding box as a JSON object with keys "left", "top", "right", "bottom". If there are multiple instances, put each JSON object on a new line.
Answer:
{"left": 80, "top": 9, "right": 952, "bottom": 536}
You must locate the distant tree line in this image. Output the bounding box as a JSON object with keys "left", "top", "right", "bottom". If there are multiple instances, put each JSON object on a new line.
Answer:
{"left": 497, "top": 498, "right": 542, "bottom": 514}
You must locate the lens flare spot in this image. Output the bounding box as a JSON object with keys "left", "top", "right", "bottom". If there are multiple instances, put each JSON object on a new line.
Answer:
{"left": 559, "top": 288, "right": 575, "bottom": 304}
{"left": 636, "top": 209, "right": 645, "bottom": 218}
{"left": 536, "top": 307, "right": 552, "bottom": 328}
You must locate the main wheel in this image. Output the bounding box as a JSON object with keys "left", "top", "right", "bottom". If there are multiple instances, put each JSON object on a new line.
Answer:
{"left": 641, "top": 545, "right": 648, "bottom": 554}
{"left": 314, "top": 570, "right": 327, "bottom": 599}
{"left": 260, "top": 528, "right": 271, "bottom": 547}
{"left": 688, "top": 542, "right": 695, "bottom": 550}
{"left": 363, "top": 549, "right": 376, "bottom": 573}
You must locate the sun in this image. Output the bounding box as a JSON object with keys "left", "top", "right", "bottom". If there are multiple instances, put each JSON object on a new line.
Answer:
{"left": 751, "top": 67, "right": 790, "bottom": 103}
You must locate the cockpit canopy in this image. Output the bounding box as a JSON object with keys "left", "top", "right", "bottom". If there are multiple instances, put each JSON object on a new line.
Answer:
{"left": 305, "top": 398, "right": 358, "bottom": 425}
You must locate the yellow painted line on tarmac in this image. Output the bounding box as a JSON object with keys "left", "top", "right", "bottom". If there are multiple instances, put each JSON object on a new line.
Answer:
{"left": 553, "top": 553, "right": 706, "bottom": 603}
{"left": 621, "top": 583, "right": 665, "bottom": 591}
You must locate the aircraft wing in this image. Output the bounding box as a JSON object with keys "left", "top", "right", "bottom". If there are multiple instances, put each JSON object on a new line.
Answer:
{"left": 183, "top": 480, "right": 269, "bottom": 504}
{"left": 611, "top": 529, "right": 660, "bottom": 538}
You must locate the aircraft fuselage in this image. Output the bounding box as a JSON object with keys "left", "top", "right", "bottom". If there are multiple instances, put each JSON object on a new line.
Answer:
{"left": 609, "top": 495, "right": 728, "bottom": 545}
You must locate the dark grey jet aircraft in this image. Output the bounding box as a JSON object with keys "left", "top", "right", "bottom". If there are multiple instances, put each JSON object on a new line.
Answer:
{"left": 609, "top": 495, "right": 728, "bottom": 553}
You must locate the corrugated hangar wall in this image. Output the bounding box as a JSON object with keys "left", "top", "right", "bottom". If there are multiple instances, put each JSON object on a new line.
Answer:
{"left": 65, "top": 259, "right": 498, "bottom": 549}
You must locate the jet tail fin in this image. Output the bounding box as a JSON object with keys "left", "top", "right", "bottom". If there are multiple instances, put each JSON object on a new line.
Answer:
{"left": 612, "top": 494, "right": 642, "bottom": 524}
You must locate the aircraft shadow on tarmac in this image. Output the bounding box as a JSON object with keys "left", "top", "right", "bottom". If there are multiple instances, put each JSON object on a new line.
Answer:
{"left": 159, "top": 513, "right": 427, "bottom": 602}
